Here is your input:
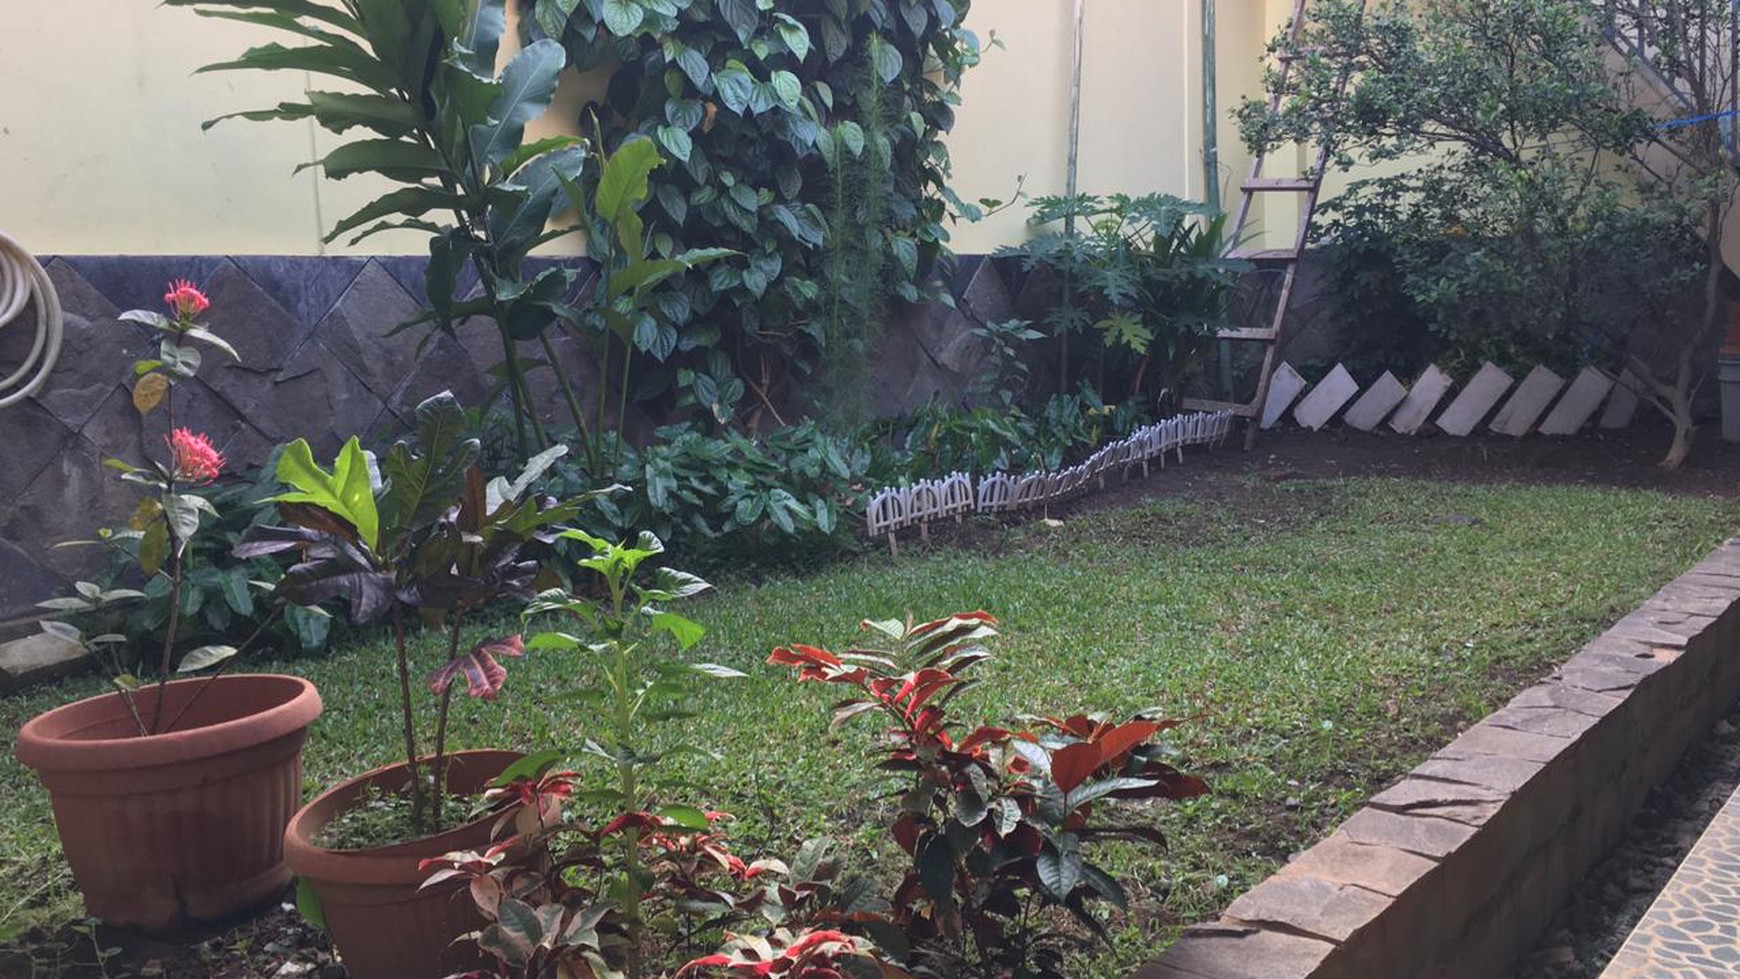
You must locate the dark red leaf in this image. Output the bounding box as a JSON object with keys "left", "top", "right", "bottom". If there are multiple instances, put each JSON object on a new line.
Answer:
{"left": 1091, "top": 720, "right": 1161, "bottom": 764}
{"left": 426, "top": 634, "right": 525, "bottom": 700}
{"left": 1049, "top": 741, "right": 1102, "bottom": 794}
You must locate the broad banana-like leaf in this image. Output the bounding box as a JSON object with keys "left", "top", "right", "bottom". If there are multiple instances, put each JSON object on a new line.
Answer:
{"left": 467, "top": 38, "right": 567, "bottom": 169}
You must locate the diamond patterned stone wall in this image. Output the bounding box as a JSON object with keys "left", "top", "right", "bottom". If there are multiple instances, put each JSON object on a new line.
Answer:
{"left": 0, "top": 254, "right": 1005, "bottom": 627}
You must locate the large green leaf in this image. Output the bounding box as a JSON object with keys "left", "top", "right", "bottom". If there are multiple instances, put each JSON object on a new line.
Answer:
{"left": 1036, "top": 834, "right": 1083, "bottom": 902}
{"left": 487, "top": 146, "right": 587, "bottom": 250}
{"left": 201, "top": 102, "right": 316, "bottom": 131}
{"left": 715, "top": 0, "right": 758, "bottom": 45}
{"left": 176, "top": 644, "right": 238, "bottom": 673}
{"left": 164, "top": 0, "right": 361, "bottom": 33}
{"left": 457, "top": 0, "right": 507, "bottom": 76}
{"left": 595, "top": 138, "right": 663, "bottom": 256}
{"left": 773, "top": 13, "right": 810, "bottom": 61}
{"left": 468, "top": 39, "right": 566, "bottom": 169}
{"left": 271, "top": 437, "right": 381, "bottom": 552}
{"left": 304, "top": 91, "right": 421, "bottom": 136}
{"left": 500, "top": 134, "right": 586, "bottom": 177}
{"left": 324, "top": 186, "right": 465, "bottom": 244}
{"left": 378, "top": 393, "right": 479, "bottom": 545}
{"left": 712, "top": 61, "right": 755, "bottom": 115}
{"left": 196, "top": 41, "right": 400, "bottom": 94}
{"left": 601, "top": 0, "right": 644, "bottom": 34}
{"left": 534, "top": 0, "right": 582, "bottom": 39}
{"left": 298, "top": 139, "right": 450, "bottom": 182}
{"left": 179, "top": 8, "right": 360, "bottom": 47}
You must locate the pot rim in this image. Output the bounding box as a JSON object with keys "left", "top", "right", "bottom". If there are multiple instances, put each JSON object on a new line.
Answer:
{"left": 15, "top": 673, "right": 323, "bottom": 773}
{"left": 285, "top": 749, "right": 524, "bottom": 886}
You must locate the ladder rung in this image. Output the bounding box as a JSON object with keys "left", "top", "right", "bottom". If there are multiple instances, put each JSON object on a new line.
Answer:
{"left": 1182, "top": 397, "right": 1258, "bottom": 418}
{"left": 1216, "top": 327, "right": 1278, "bottom": 342}
{"left": 1242, "top": 178, "right": 1318, "bottom": 191}
{"left": 1229, "top": 247, "right": 1300, "bottom": 262}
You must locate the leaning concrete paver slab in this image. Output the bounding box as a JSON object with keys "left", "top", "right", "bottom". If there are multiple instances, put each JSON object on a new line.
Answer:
{"left": 0, "top": 632, "right": 86, "bottom": 692}
{"left": 1437, "top": 362, "right": 1514, "bottom": 436}
{"left": 1343, "top": 370, "right": 1407, "bottom": 431}
{"left": 1390, "top": 364, "right": 1454, "bottom": 435}
{"left": 1539, "top": 365, "right": 1614, "bottom": 435}
{"left": 1600, "top": 369, "right": 1642, "bottom": 429}
{"left": 1490, "top": 364, "right": 1565, "bottom": 436}
{"left": 1261, "top": 362, "right": 1309, "bottom": 430}
{"left": 1292, "top": 363, "right": 1359, "bottom": 430}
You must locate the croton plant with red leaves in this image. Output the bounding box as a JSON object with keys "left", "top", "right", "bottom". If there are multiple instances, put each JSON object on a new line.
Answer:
{"left": 766, "top": 612, "right": 1207, "bottom": 978}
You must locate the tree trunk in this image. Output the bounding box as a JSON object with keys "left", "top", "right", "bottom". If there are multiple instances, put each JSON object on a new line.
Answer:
{"left": 1662, "top": 393, "right": 1695, "bottom": 469}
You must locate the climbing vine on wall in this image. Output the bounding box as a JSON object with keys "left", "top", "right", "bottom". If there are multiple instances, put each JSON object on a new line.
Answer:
{"left": 524, "top": 0, "right": 981, "bottom": 429}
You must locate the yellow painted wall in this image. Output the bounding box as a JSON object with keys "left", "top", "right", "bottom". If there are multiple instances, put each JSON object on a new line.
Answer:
{"left": 1, "top": 1, "right": 1286, "bottom": 257}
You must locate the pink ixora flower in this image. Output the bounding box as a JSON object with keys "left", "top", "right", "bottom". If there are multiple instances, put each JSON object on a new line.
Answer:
{"left": 163, "top": 279, "right": 210, "bottom": 319}
{"left": 167, "top": 428, "right": 225, "bottom": 484}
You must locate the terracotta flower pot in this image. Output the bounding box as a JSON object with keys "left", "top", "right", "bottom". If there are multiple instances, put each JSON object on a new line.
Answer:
{"left": 284, "top": 749, "right": 524, "bottom": 979}
{"left": 14, "top": 674, "right": 323, "bottom": 932}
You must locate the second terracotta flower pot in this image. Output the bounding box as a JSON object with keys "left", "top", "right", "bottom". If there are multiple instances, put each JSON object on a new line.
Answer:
{"left": 284, "top": 749, "right": 524, "bottom": 979}
{"left": 14, "top": 673, "right": 322, "bottom": 932}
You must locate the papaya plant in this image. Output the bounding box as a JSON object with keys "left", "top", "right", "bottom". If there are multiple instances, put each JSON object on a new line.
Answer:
{"left": 239, "top": 392, "right": 615, "bottom": 833}
{"left": 516, "top": 530, "right": 740, "bottom": 977}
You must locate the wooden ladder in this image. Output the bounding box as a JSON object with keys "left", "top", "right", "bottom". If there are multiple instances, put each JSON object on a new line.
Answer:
{"left": 1184, "top": 0, "right": 1365, "bottom": 449}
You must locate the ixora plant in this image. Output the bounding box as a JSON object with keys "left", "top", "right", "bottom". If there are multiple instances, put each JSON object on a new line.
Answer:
{"left": 46, "top": 280, "right": 255, "bottom": 726}
{"left": 424, "top": 612, "right": 1204, "bottom": 979}
{"left": 14, "top": 281, "right": 324, "bottom": 932}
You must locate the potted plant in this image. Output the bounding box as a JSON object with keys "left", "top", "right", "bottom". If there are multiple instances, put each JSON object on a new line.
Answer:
{"left": 240, "top": 392, "right": 610, "bottom": 979}
{"left": 15, "top": 281, "right": 325, "bottom": 932}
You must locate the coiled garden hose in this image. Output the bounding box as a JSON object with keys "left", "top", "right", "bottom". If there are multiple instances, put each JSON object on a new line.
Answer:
{"left": 0, "top": 232, "right": 63, "bottom": 408}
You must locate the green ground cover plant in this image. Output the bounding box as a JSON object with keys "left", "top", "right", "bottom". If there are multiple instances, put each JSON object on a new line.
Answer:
{"left": 3, "top": 476, "right": 1734, "bottom": 971}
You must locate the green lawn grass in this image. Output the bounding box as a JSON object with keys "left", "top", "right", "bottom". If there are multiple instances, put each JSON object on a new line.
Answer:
{"left": 2, "top": 475, "right": 1735, "bottom": 974}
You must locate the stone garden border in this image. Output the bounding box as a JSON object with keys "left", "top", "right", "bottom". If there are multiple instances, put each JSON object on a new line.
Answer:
{"left": 1136, "top": 537, "right": 1740, "bottom": 979}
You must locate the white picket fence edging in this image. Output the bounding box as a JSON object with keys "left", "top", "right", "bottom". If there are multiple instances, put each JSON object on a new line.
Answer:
{"left": 864, "top": 410, "right": 1234, "bottom": 543}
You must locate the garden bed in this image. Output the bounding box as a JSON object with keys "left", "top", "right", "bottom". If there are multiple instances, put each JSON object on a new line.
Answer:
{"left": 3, "top": 436, "right": 1738, "bottom": 977}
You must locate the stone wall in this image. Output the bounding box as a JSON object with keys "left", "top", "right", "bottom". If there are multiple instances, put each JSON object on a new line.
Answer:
{"left": 0, "top": 254, "right": 1018, "bottom": 628}
{"left": 1135, "top": 539, "right": 1740, "bottom": 979}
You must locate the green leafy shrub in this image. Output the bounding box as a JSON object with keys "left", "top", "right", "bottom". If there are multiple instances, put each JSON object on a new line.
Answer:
{"left": 526, "top": 0, "right": 983, "bottom": 425}
{"left": 1003, "top": 193, "right": 1246, "bottom": 407}
{"left": 886, "top": 387, "right": 1150, "bottom": 478}
{"left": 171, "top": 0, "right": 602, "bottom": 460}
